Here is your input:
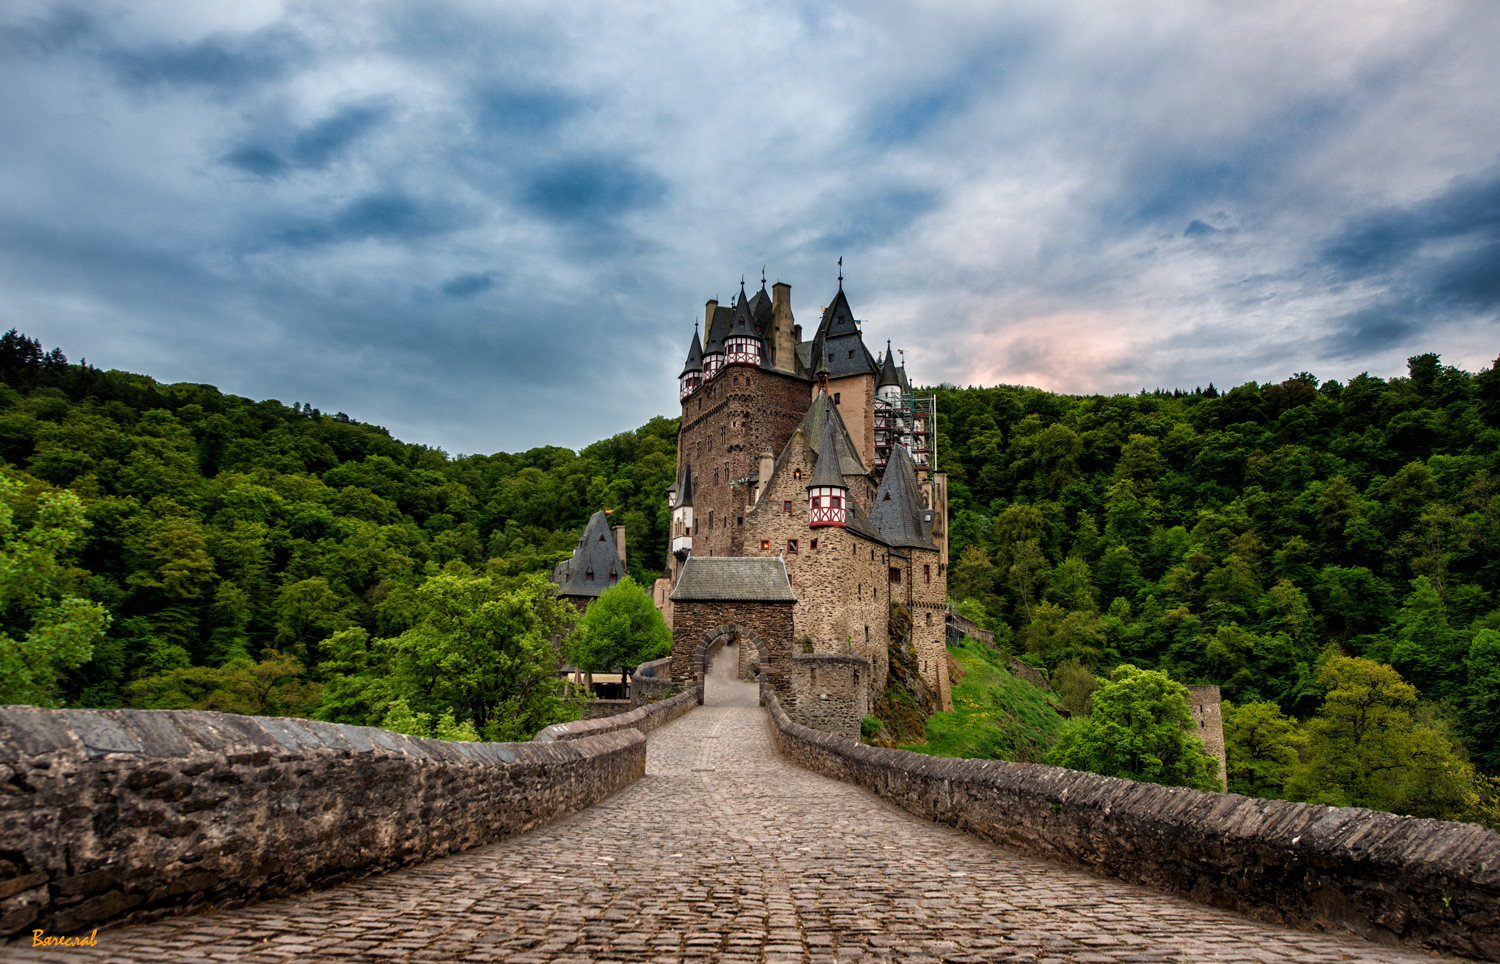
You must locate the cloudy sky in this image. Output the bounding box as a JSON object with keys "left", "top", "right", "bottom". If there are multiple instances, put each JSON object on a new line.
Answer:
{"left": 1, "top": 1, "right": 1497, "bottom": 455}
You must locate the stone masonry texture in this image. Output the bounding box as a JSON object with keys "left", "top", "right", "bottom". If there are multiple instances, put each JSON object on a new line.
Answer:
{"left": 764, "top": 691, "right": 1500, "bottom": 962}
{"left": 0, "top": 705, "right": 644, "bottom": 940}
{"left": 7, "top": 680, "right": 1480, "bottom": 963}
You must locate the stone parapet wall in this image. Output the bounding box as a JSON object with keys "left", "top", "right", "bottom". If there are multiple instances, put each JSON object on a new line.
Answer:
{"left": 0, "top": 705, "right": 645, "bottom": 941}
{"left": 581, "top": 699, "right": 634, "bottom": 720}
{"left": 630, "top": 657, "right": 674, "bottom": 707}
{"left": 786, "top": 654, "right": 870, "bottom": 739}
{"left": 534, "top": 690, "right": 697, "bottom": 743}
{"left": 762, "top": 692, "right": 1500, "bottom": 962}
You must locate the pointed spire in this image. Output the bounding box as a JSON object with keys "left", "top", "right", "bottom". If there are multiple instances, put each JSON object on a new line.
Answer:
{"left": 808, "top": 415, "right": 847, "bottom": 490}
{"left": 680, "top": 325, "right": 704, "bottom": 376}
{"left": 878, "top": 339, "right": 902, "bottom": 389}
{"left": 837, "top": 256, "right": 843, "bottom": 291}
{"left": 761, "top": 265, "right": 767, "bottom": 287}
{"left": 677, "top": 463, "right": 693, "bottom": 509}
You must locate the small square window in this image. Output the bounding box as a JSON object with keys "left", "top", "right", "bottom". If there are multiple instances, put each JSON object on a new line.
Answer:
{"left": 834, "top": 392, "right": 841, "bottom": 404}
{"left": 787, "top": 539, "right": 799, "bottom": 554}
{"left": 783, "top": 500, "right": 792, "bottom": 513}
{"left": 737, "top": 516, "right": 743, "bottom": 526}
{"left": 812, "top": 496, "right": 821, "bottom": 508}
{"left": 810, "top": 539, "right": 818, "bottom": 550}
{"left": 760, "top": 539, "right": 771, "bottom": 550}
{"left": 889, "top": 567, "right": 901, "bottom": 584}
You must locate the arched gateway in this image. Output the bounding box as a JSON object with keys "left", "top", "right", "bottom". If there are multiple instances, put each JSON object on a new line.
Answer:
{"left": 668, "top": 557, "right": 796, "bottom": 703}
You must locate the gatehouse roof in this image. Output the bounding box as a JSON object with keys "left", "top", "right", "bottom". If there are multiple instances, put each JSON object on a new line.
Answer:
{"left": 670, "top": 556, "right": 797, "bottom": 603}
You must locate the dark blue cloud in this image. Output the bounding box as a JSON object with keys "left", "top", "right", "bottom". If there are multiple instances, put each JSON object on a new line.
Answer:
{"left": 863, "top": 35, "right": 1037, "bottom": 146}
{"left": 441, "top": 273, "right": 495, "bottom": 298}
{"left": 1321, "top": 169, "right": 1500, "bottom": 279}
{"left": 1184, "top": 219, "right": 1219, "bottom": 237}
{"left": 1316, "top": 302, "right": 1419, "bottom": 360}
{"left": 474, "top": 86, "right": 582, "bottom": 137}
{"left": 521, "top": 156, "right": 666, "bottom": 221}
{"left": 0, "top": 6, "right": 93, "bottom": 56}
{"left": 223, "top": 103, "right": 390, "bottom": 177}
{"left": 107, "top": 24, "right": 307, "bottom": 91}
{"left": 816, "top": 188, "right": 940, "bottom": 253}
{"left": 278, "top": 191, "right": 464, "bottom": 248}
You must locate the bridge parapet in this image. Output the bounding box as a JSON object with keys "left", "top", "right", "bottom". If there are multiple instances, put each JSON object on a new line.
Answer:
{"left": 0, "top": 705, "right": 644, "bottom": 941}
{"left": 533, "top": 690, "right": 696, "bottom": 742}
{"left": 763, "top": 691, "right": 1500, "bottom": 962}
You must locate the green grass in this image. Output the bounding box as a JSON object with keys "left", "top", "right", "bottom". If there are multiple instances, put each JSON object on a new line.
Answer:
{"left": 901, "top": 637, "right": 1068, "bottom": 762}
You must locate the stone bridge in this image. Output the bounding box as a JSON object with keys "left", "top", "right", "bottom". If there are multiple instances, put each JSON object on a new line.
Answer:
{"left": 4, "top": 669, "right": 1498, "bottom": 963}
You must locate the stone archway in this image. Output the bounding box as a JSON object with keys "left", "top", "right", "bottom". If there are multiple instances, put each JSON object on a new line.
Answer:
{"left": 693, "top": 624, "right": 770, "bottom": 706}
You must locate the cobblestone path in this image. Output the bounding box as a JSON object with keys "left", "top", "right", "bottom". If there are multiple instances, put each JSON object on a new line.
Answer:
{"left": 16, "top": 682, "right": 1456, "bottom": 963}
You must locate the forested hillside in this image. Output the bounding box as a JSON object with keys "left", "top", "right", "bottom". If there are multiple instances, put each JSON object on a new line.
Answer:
{"left": 0, "top": 330, "right": 676, "bottom": 731}
{"left": 930, "top": 354, "right": 1500, "bottom": 820}
{"left": 1, "top": 329, "right": 1496, "bottom": 822}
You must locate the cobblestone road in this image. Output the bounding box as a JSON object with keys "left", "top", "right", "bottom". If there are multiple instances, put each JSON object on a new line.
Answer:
{"left": 16, "top": 677, "right": 1457, "bottom": 963}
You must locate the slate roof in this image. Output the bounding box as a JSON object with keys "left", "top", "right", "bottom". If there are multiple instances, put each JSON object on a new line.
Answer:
{"left": 877, "top": 341, "right": 902, "bottom": 390}
{"left": 729, "top": 283, "right": 768, "bottom": 349}
{"left": 677, "top": 462, "right": 694, "bottom": 509}
{"left": 670, "top": 556, "right": 797, "bottom": 602}
{"left": 796, "top": 393, "right": 868, "bottom": 476}
{"left": 703, "top": 305, "right": 733, "bottom": 355}
{"left": 869, "top": 445, "right": 936, "bottom": 549}
{"left": 807, "top": 288, "right": 879, "bottom": 378}
{"left": 680, "top": 328, "right": 703, "bottom": 376}
{"left": 552, "top": 510, "right": 627, "bottom": 598}
{"left": 807, "top": 413, "right": 847, "bottom": 489}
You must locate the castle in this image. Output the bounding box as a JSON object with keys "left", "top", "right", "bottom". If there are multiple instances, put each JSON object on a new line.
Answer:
{"left": 655, "top": 271, "right": 952, "bottom": 712}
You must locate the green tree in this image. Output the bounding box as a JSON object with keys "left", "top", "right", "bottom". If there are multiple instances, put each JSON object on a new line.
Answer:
{"left": 1046, "top": 663, "right": 1220, "bottom": 791}
{"left": 1222, "top": 700, "right": 1304, "bottom": 798}
{"left": 566, "top": 576, "right": 672, "bottom": 683}
{"left": 0, "top": 478, "right": 110, "bottom": 705}
{"left": 1283, "top": 657, "right": 1475, "bottom": 818}
{"left": 1463, "top": 629, "right": 1500, "bottom": 772}
{"left": 380, "top": 571, "right": 576, "bottom": 741}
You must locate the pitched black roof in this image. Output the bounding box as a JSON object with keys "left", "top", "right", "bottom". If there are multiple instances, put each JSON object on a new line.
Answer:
{"left": 680, "top": 328, "right": 704, "bottom": 377}
{"left": 807, "top": 288, "right": 879, "bottom": 378}
{"left": 552, "top": 510, "right": 627, "bottom": 598}
{"left": 877, "top": 341, "right": 902, "bottom": 390}
{"left": 670, "top": 557, "right": 797, "bottom": 602}
{"left": 808, "top": 411, "right": 848, "bottom": 489}
{"left": 677, "top": 462, "right": 693, "bottom": 509}
{"left": 796, "top": 392, "right": 867, "bottom": 476}
{"left": 870, "top": 446, "right": 936, "bottom": 550}
{"left": 703, "top": 305, "right": 732, "bottom": 355}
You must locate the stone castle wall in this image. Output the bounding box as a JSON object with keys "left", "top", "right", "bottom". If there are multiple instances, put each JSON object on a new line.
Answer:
{"left": 763, "top": 691, "right": 1499, "bottom": 962}
{"left": 1187, "top": 684, "right": 1228, "bottom": 790}
{"left": 677, "top": 366, "right": 808, "bottom": 560}
{"left": 670, "top": 600, "right": 796, "bottom": 695}
{"left": 630, "top": 657, "right": 674, "bottom": 706}
{"left": 785, "top": 654, "right": 870, "bottom": 740}
{"left": 0, "top": 705, "right": 644, "bottom": 940}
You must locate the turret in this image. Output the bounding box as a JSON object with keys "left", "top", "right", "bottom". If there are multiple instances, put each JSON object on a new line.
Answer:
{"left": 679, "top": 325, "right": 704, "bottom": 401}
{"left": 671, "top": 464, "right": 694, "bottom": 557}
{"left": 702, "top": 299, "right": 729, "bottom": 380}
{"left": 724, "top": 277, "right": 766, "bottom": 369}
{"left": 877, "top": 341, "right": 903, "bottom": 403}
{"left": 807, "top": 411, "right": 848, "bottom": 528}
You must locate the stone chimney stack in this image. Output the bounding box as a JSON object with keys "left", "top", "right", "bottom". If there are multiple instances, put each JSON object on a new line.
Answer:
{"left": 771, "top": 282, "right": 795, "bottom": 372}
{"left": 704, "top": 299, "right": 718, "bottom": 330}
{"left": 757, "top": 448, "right": 775, "bottom": 503}
{"left": 613, "top": 525, "right": 627, "bottom": 569}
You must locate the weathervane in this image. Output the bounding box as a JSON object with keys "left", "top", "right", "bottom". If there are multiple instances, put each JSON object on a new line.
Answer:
{"left": 837, "top": 256, "right": 843, "bottom": 290}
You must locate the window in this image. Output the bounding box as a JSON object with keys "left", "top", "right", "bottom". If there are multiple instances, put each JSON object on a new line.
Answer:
{"left": 787, "top": 539, "right": 798, "bottom": 554}
{"left": 760, "top": 539, "right": 770, "bottom": 550}
{"left": 889, "top": 567, "right": 901, "bottom": 584}
{"left": 924, "top": 564, "right": 931, "bottom": 584}
{"left": 883, "top": 492, "right": 891, "bottom": 501}
{"left": 847, "top": 350, "right": 854, "bottom": 359}
{"left": 737, "top": 516, "right": 743, "bottom": 526}
{"left": 810, "top": 539, "right": 818, "bottom": 550}
{"left": 834, "top": 392, "right": 841, "bottom": 404}
{"left": 783, "top": 500, "right": 792, "bottom": 513}
{"left": 584, "top": 567, "right": 594, "bottom": 581}
{"left": 794, "top": 468, "right": 802, "bottom": 480}
{"left": 812, "top": 496, "right": 820, "bottom": 508}
{"left": 733, "top": 375, "right": 739, "bottom": 386}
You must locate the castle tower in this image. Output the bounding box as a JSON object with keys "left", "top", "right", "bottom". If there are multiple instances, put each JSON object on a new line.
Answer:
{"left": 807, "top": 412, "right": 848, "bottom": 528}
{"left": 679, "top": 327, "right": 704, "bottom": 401}
{"left": 770, "top": 281, "right": 795, "bottom": 372}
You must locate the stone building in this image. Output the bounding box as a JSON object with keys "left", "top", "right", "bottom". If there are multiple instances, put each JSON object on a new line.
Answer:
{"left": 659, "top": 272, "right": 952, "bottom": 712}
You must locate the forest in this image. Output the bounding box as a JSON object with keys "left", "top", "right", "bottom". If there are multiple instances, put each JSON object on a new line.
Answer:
{"left": 0, "top": 329, "right": 1496, "bottom": 823}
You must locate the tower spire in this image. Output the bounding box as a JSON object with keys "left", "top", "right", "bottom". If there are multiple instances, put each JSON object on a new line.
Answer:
{"left": 837, "top": 256, "right": 843, "bottom": 291}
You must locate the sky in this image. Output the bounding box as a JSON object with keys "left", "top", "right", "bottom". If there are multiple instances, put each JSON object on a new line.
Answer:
{"left": 1, "top": 1, "right": 1497, "bottom": 456}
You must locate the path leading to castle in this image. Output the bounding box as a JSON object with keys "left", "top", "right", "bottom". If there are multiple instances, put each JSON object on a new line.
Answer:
{"left": 18, "top": 680, "right": 1451, "bottom": 964}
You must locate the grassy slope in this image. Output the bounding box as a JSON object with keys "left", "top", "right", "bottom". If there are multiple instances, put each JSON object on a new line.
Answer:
{"left": 901, "top": 636, "right": 1068, "bottom": 762}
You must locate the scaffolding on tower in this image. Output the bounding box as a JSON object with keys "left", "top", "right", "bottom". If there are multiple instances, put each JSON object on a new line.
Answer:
{"left": 873, "top": 391, "right": 937, "bottom": 477}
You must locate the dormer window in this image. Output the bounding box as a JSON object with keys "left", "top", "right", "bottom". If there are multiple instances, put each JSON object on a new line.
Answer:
{"left": 793, "top": 468, "right": 802, "bottom": 480}
{"left": 585, "top": 567, "right": 594, "bottom": 581}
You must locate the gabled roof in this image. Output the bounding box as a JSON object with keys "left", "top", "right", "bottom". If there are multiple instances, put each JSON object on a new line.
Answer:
{"left": 796, "top": 392, "right": 867, "bottom": 477}
{"left": 877, "top": 341, "right": 902, "bottom": 390}
{"left": 670, "top": 556, "right": 797, "bottom": 602}
{"left": 680, "top": 328, "right": 704, "bottom": 376}
{"left": 816, "top": 288, "right": 860, "bottom": 339}
{"left": 552, "top": 510, "right": 627, "bottom": 598}
{"left": 808, "top": 411, "right": 847, "bottom": 489}
{"left": 870, "top": 446, "right": 936, "bottom": 550}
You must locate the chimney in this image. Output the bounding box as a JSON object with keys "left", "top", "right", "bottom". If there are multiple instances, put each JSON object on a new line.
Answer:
{"left": 757, "top": 448, "right": 774, "bottom": 502}
{"left": 613, "top": 525, "right": 627, "bottom": 568}
{"left": 771, "top": 282, "right": 795, "bottom": 371}
{"left": 704, "top": 299, "right": 718, "bottom": 331}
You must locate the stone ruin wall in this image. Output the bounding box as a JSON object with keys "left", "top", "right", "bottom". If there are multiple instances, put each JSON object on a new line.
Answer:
{"left": 785, "top": 654, "right": 870, "bottom": 740}
{"left": 0, "top": 705, "right": 644, "bottom": 941}
{"left": 1187, "top": 684, "right": 1228, "bottom": 790}
{"left": 763, "top": 690, "right": 1500, "bottom": 963}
